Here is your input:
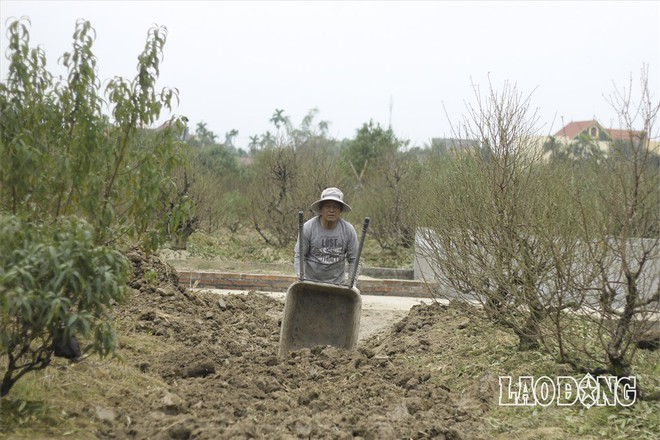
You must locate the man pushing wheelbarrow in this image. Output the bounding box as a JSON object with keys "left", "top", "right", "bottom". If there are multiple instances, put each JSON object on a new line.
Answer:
{"left": 278, "top": 187, "right": 370, "bottom": 357}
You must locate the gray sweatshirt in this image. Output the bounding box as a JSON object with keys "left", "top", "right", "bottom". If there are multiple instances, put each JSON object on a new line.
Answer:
{"left": 293, "top": 216, "right": 359, "bottom": 285}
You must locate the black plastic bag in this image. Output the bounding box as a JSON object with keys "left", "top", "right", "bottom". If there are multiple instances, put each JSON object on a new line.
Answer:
{"left": 53, "top": 329, "right": 81, "bottom": 360}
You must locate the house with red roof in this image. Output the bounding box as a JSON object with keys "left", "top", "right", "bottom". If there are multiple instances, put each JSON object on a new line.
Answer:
{"left": 553, "top": 119, "right": 643, "bottom": 145}
{"left": 549, "top": 119, "right": 654, "bottom": 158}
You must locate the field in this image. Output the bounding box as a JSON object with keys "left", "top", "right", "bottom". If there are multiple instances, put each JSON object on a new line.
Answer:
{"left": 0, "top": 232, "right": 658, "bottom": 439}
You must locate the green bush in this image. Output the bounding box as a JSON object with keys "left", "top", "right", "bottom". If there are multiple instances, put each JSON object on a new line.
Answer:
{"left": 0, "top": 216, "right": 128, "bottom": 396}
{"left": 0, "top": 18, "right": 188, "bottom": 250}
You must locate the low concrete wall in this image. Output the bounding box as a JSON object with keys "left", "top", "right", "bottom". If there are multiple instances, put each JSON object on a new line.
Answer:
{"left": 412, "top": 229, "right": 660, "bottom": 304}
{"left": 177, "top": 270, "right": 436, "bottom": 298}
{"left": 361, "top": 267, "right": 414, "bottom": 280}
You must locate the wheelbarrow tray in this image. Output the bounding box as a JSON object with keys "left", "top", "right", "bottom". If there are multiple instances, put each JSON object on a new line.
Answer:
{"left": 278, "top": 280, "right": 362, "bottom": 356}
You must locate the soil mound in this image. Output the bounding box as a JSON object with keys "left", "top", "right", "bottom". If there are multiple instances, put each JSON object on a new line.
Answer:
{"left": 103, "top": 251, "right": 489, "bottom": 439}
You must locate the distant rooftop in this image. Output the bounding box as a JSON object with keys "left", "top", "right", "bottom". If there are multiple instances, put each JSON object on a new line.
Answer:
{"left": 554, "top": 119, "right": 642, "bottom": 140}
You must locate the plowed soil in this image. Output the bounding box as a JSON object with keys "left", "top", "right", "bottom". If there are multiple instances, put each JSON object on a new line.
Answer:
{"left": 97, "top": 250, "right": 501, "bottom": 439}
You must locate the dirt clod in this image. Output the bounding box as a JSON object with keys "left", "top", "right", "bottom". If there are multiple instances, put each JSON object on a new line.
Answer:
{"left": 77, "top": 251, "right": 502, "bottom": 439}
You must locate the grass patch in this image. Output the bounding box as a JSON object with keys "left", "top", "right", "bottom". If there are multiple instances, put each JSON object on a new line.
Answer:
{"left": 0, "top": 345, "right": 171, "bottom": 439}
{"left": 385, "top": 303, "right": 660, "bottom": 439}
{"left": 482, "top": 338, "right": 660, "bottom": 439}
{"left": 182, "top": 227, "right": 414, "bottom": 269}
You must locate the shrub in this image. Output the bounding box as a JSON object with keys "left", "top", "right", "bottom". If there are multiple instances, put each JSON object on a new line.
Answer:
{"left": 0, "top": 216, "right": 128, "bottom": 396}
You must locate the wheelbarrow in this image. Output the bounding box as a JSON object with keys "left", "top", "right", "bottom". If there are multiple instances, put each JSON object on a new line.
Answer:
{"left": 278, "top": 212, "right": 370, "bottom": 357}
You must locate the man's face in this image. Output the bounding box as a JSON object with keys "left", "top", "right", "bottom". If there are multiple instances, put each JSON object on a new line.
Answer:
{"left": 320, "top": 200, "right": 342, "bottom": 223}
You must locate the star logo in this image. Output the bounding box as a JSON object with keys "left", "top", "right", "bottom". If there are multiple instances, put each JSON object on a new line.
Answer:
{"left": 578, "top": 373, "right": 599, "bottom": 409}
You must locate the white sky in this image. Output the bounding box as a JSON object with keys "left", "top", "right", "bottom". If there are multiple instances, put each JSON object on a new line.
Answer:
{"left": 1, "top": 1, "right": 659, "bottom": 149}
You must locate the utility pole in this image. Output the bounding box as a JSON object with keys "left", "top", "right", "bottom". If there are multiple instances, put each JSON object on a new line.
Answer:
{"left": 388, "top": 95, "right": 393, "bottom": 130}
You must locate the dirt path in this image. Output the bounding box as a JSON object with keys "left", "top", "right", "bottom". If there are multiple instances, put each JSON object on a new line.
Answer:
{"left": 359, "top": 295, "right": 438, "bottom": 342}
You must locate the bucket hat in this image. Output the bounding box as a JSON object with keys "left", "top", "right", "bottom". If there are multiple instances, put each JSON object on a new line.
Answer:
{"left": 310, "top": 187, "right": 352, "bottom": 214}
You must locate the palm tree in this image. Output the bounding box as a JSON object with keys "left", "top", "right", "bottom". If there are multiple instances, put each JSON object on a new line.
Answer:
{"left": 225, "top": 129, "right": 239, "bottom": 148}
{"left": 248, "top": 135, "right": 260, "bottom": 153}
{"left": 195, "top": 121, "right": 217, "bottom": 146}
{"left": 270, "top": 109, "right": 288, "bottom": 130}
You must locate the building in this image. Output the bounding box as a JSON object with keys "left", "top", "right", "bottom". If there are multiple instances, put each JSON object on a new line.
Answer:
{"left": 550, "top": 119, "right": 655, "bottom": 157}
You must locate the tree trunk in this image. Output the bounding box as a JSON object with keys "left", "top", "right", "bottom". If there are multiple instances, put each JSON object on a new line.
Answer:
{"left": 1, "top": 369, "right": 15, "bottom": 397}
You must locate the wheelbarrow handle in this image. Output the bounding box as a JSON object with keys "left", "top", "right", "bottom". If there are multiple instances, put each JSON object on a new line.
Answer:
{"left": 349, "top": 217, "right": 370, "bottom": 287}
{"left": 298, "top": 210, "right": 305, "bottom": 281}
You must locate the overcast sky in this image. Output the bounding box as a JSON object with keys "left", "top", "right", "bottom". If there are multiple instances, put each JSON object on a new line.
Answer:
{"left": 1, "top": 1, "right": 659, "bottom": 149}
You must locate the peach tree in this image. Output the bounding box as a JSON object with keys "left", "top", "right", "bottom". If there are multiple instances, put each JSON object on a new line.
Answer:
{"left": 0, "top": 216, "right": 128, "bottom": 396}
{"left": 0, "top": 18, "right": 188, "bottom": 395}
